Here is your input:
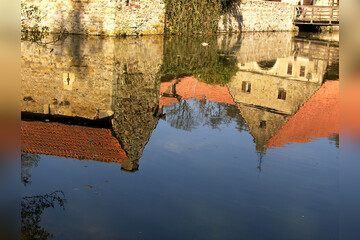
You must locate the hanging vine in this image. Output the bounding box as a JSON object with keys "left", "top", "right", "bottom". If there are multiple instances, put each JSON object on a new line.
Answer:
{"left": 165, "top": 0, "right": 241, "bottom": 34}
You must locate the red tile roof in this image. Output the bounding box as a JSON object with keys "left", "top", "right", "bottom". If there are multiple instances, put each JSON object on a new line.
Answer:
{"left": 160, "top": 76, "right": 235, "bottom": 107}
{"left": 267, "top": 81, "right": 339, "bottom": 148}
{"left": 21, "top": 121, "right": 128, "bottom": 163}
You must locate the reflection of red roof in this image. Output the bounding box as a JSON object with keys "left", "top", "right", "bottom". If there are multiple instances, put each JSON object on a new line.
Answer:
{"left": 159, "top": 96, "right": 179, "bottom": 107}
{"left": 342, "top": 77, "right": 360, "bottom": 141}
{"left": 267, "top": 81, "right": 339, "bottom": 148}
{"left": 21, "top": 121, "right": 128, "bottom": 163}
{"left": 160, "top": 77, "right": 235, "bottom": 107}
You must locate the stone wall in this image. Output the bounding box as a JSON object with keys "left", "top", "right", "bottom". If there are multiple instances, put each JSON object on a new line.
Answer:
{"left": 218, "top": 1, "right": 295, "bottom": 32}
{"left": 21, "top": 0, "right": 165, "bottom": 36}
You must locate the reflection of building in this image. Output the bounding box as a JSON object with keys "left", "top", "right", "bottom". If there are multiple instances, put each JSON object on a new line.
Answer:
{"left": 21, "top": 121, "right": 128, "bottom": 163}
{"left": 228, "top": 47, "right": 327, "bottom": 151}
{"left": 267, "top": 80, "right": 339, "bottom": 148}
{"left": 21, "top": 35, "right": 164, "bottom": 172}
{"left": 160, "top": 77, "right": 235, "bottom": 108}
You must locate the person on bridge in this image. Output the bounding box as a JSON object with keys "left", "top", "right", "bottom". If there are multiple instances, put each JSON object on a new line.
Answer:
{"left": 296, "top": 1, "right": 303, "bottom": 18}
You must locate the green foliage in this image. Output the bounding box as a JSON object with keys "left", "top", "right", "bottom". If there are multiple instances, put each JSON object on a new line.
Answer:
{"left": 21, "top": 3, "right": 49, "bottom": 41}
{"left": 165, "top": 0, "right": 241, "bottom": 34}
{"left": 159, "top": 36, "right": 238, "bottom": 85}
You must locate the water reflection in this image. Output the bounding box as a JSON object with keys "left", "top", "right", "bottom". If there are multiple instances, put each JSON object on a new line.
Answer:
{"left": 21, "top": 190, "right": 66, "bottom": 239}
{"left": 21, "top": 32, "right": 339, "bottom": 169}
{"left": 21, "top": 32, "right": 340, "bottom": 239}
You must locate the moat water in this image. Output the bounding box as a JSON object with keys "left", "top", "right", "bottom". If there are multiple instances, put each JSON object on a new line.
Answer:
{"left": 20, "top": 32, "right": 343, "bottom": 239}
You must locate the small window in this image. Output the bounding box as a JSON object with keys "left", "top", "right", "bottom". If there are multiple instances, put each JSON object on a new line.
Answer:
{"left": 287, "top": 63, "right": 293, "bottom": 75}
{"left": 300, "top": 66, "right": 306, "bottom": 77}
{"left": 126, "top": 0, "right": 130, "bottom": 6}
{"left": 278, "top": 89, "right": 286, "bottom": 100}
{"left": 259, "top": 121, "right": 267, "bottom": 129}
{"left": 314, "top": 62, "right": 318, "bottom": 73}
{"left": 241, "top": 81, "right": 251, "bottom": 93}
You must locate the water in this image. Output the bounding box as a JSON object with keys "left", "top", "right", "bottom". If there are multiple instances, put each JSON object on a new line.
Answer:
{"left": 21, "top": 32, "right": 341, "bottom": 239}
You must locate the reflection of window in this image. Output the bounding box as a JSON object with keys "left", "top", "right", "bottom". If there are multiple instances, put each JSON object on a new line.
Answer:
{"left": 259, "top": 121, "right": 267, "bottom": 129}
{"left": 241, "top": 81, "right": 251, "bottom": 93}
{"left": 314, "top": 62, "right": 318, "bottom": 73}
{"left": 287, "top": 63, "right": 293, "bottom": 75}
{"left": 126, "top": 0, "right": 130, "bottom": 6}
{"left": 278, "top": 89, "right": 286, "bottom": 100}
{"left": 307, "top": 73, "right": 312, "bottom": 81}
{"left": 300, "top": 66, "right": 306, "bottom": 77}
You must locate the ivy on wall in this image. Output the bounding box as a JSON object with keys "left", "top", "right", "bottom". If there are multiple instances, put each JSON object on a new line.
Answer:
{"left": 165, "top": 0, "right": 241, "bottom": 34}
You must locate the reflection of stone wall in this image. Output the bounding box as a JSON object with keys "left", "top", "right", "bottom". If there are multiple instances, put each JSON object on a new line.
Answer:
{"left": 21, "top": 36, "right": 116, "bottom": 120}
{"left": 21, "top": 36, "right": 164, "bottom": 122}
{"left": 21, "top": 0, "right": 165, "bottom": 35}
{"left": 234, "top": 32, "right": 293, "bottom": 64}
{"left": 111, "top": 37, "right": 163, "bottom": 171}
{"left": 238, "top": 57, "right": 328, "bottom": 83}
{"left": 218, "top": 1, "right": 294, "bottom": 32}
{"left": 237, "top": 103, "right": 290, "bottom": 153}
{"left": 228, "top": 71, "right": 322, "bottom": 115}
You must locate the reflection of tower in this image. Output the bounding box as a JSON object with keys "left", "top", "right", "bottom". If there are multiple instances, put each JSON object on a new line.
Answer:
{"left": 257, "top": 151, "right": 265, "bottom": 173}
{"left": 112, "top": 59, "right": 160, "bottom": 172}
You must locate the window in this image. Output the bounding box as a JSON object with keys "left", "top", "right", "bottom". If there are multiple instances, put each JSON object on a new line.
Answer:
{"left": 300, "top": 66, "right": 306, "bottom": 77}
{"left": 259, "top": 121, "right": 267, "bottom": 129}
{"left": 287, "top": 63, "right": 293, "bottom": 75}
{"left": 278, "top": 89, "right": 286, "bottom": 100}
{"left": 314, "top": 61, "right": 318, "bottom": 73}
{"left": 241, "top": 81, "right": 251, "bottom": 93}
{"left": 126, "top": 0, "right": 130, "bottom": 6}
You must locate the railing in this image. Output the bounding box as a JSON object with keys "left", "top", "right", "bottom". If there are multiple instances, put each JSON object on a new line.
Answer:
{"left": 294, "top": 6, "right": 339, "bottom": 25}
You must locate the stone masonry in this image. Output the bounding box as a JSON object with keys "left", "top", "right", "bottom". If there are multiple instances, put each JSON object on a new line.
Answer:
{"left": 218, "top": 1, "right": 295, "bottom": 32}
{"left": 21, "top": 0, "right": 165, "bottom": 36}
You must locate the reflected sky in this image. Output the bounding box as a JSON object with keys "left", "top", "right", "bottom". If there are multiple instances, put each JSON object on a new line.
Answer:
{"left": 20, "top": 32, "right": 341, "bottom": 239}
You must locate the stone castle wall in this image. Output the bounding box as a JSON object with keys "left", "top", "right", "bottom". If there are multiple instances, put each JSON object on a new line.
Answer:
{"left": 218, "top": 1, "right": 295, "bottom": 32}
{"left": 21, "top": 0, "right": 299, "bottom": 35}
{"left": 21, "top": 0, "right": 165, "bottom": 36}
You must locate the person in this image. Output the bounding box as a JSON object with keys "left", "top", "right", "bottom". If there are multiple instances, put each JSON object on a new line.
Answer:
{"left": 296, "top": 1, "right": 303, "bottom": 18}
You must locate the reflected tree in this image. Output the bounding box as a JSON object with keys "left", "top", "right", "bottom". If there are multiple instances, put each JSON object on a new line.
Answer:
{"left": 159, "top": 35, "right": 239, "bottom": 85}
{"left": 164, "top": 99, "right": 247, "bottom": 132}
{"left": 21, "top": 153, "right": 40, "bottom": 186}
{"left": 21, "top": 190, "right": 66, "bottom": 240}
{"left": 166, "top": 100, "right": 198, "bottom": 131}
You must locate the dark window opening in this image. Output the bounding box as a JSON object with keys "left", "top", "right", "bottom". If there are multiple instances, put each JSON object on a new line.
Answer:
{"left": 278, "top": 89, "right": 287, "bottom": 100}
{"left": 126, "top": 0, "right": 130, "bottom": 6}
{"left": 259, "top": 121, "right": 267, "bottom": 129}
{"left": 300, "top": 66, "right": 306, "bottom": 77}
{"left": 307, "top": 73, "right": 312, "bottom": 81}
{"left": 287, "top": 63, "right": 293, "bottom": 75}
{"left": 241, "top": 81, "right": 251, "bottom": 93}
{"left": 314, "top": 61, "right": 318, "bottom": 73}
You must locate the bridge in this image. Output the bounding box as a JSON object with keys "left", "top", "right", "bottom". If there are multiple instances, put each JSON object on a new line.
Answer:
{"left": 294, "top": 5, "right": 339, "bottom": 26}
